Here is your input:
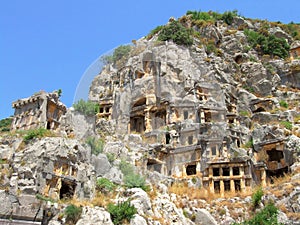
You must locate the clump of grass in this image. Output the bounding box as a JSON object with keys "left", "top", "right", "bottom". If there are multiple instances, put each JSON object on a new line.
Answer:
{"left": 251, "top": 187, "right": 263, "bottom": 208}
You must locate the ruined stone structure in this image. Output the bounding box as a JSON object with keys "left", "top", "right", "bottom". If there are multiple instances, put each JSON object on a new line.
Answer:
{"left": 11, "top": 91, "right": 66, "bottom": 130}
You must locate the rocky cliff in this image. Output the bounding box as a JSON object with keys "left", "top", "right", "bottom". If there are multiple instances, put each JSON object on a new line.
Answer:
{"left": 1, "top": 11, "right": 300, "bottom": 225}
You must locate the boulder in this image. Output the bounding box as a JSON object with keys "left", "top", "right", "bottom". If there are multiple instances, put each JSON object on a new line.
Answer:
{"left": 194, "top": 208, "right": 218, "bottom": 225}
{"left": 92, "top": 154, "right": 111, "bottom": 177}
{"left": 76, "top": 206, "right": 113, "bottom": 225}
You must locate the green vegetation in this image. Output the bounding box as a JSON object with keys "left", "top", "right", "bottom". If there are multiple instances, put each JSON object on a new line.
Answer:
{"left": 73, "top": 99, "right": 99, "bottom": 116}
{"left": 36, "top": 194, "right": 55, "bottom": 203}
{"left": 107, "top": 200, "right": 137, "bottom": 225}
{"left": 157, "top": 20, "right": 193, "bottom": 46}
{"left": 96, "top": 178, "right": 116, "bottom": 193}
{"left": 119, "top": 159, "right": 149, "bottom": 192}
{"left": 23, "top": 128, "right": 50, "bottom": 143}
{"left": 239, "top": 110, "right": 250, "bottom": 117}
{"left": 186, "top": 10, "right": 239, "bottom": 25}
{"left": 64, "top": 204, "right": 82, "bottom": 224}
{"left": 280, "top": 22, "right": 300, "bottom": 40}
{"left": 106, "top": 152, "right": 116, "bottom": 164}
{"left": 244, "top": 139, "right": 253, "bottom": 148}
{"left": 101, "top": 45, "right": 132, "bottom": 66}
{"left": 146, "top": 25, "right": 164, "bottom": 39}
{"left": 0, "top": 117, "right": 12, "bottom": 132}
{"left": 279, "top": 100, "right": 289, "bottom": 108}
{"left": 233, "top": 203, "right": 281, "bottom": 225}
{"left": 57, "top": 89, "right": 62, "bottom": 98}
{"left": 252, "top": 187, "right": 264, "bottom": 208}
{"left": 280, "top": 121, "right": 293, "bottom": 130}
{"left": 85, "top": 136, "right": 104, "bottom": 155}
{"left": 244, "top": 29, "right": 290, "bottom": 59}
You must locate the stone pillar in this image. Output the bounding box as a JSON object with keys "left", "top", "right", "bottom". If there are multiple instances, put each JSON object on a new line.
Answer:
{"left": 210, "top": 179, "right": 214, "bottom": 193}
{"left": 127, "top": 123, "right": 131, "bottom": 134}
{"left": 240, "top": 167, "right": 245, "bottom": 191}
{"left": 230, "top": 167, "right": 235, "bottom": 192}
{"left": 196, "top": 162, "right": 201, "bottom": 175}
{"left": 220, "top": 180, "right": 225, "bottom": 197}
{"left": 261, "top": 169, "right": 267, "bottom": 187}
{"left": 182, "top": 165, "right": 187, "bottom": 177}
{"left": 145, "top": 109, "right": 152, "bottom": 132}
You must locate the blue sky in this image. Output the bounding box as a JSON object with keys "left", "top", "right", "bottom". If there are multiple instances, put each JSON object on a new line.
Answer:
{"left": 1, "top": 0, "right": 299, "bottom": 119}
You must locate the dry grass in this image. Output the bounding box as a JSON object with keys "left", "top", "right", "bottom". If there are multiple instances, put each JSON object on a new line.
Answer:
{"left": 91, "top": 192, "right": 114, "bottom": 207}
{"left": 168, "top": 183, "right": 253, "bottom": 204}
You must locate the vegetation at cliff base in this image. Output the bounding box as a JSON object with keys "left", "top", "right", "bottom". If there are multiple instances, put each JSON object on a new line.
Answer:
{"left": 64, "top": 204, "right": 82, "bottom": 224}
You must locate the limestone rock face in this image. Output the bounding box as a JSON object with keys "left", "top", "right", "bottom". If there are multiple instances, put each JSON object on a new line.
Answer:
{"left": 194, "top": 208, "right": 218, "bottom": 225}
{"left": 76, "top": 207, "right": 113, "bottom": 225}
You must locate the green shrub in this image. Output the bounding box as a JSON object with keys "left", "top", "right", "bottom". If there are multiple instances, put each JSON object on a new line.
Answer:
{"left": 107, "top": 200, "right": 137, "bottom": 225}
{"left": 280, "top": 121, "right": 293, "bottom": 130}
{"left": 23, "top": 128, "right": 49, "bottom": 143}
{"left": 85, "top": 136, "right": 104, "bottom": 155}
{"left": 146, "top": 25, "right": 164, "bottom": 39}
{"left": 221, "top": 10, "right": 238, "bottom": 25}
{"left": 244, "top": 29, "right": 290, "bottom": 59}
{"left": 73, "top": 99, "right": 99, "bottom": 116}
{"left": 96, "top": 178, "right": 116, "bottom": 193}
{"left": 119, "top": 160, "right": 149, "bottom": 192}
{"left": 244, "top": 139, "right": 253, "bottom": 148}
{"left": 239, "top": 110, "right": 250, "bottom": 117}
{"left": 158, "top": 20, "right": 193, "bottom": 46}
{"left": 252, "top": 187, "right": 264, "bottom": 208}
{"left": 124, "top": 173, "right": 150, "bottom": 191}
{"left": 234, "top": 203, "right": 280, "bottom": 225}
{"left": 106, "top": 152, "right": 116, "bottom": 164}
{"left": 0, "top": 118, "right": 12, "bottom": 132}
{"left": 64, "top": 204, "right": 82, "bottom": 224}
{"left": 186, "top": 10, "right": 214, "bottom": 21}
{"left": 279, "top": 100, "right": 288, "bottom": 108}
{"left": 119, "top": 159, "right": 135, "bottom": 176}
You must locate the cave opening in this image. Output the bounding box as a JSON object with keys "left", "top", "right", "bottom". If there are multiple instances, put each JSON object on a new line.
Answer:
{"left": 60, "top": 180, "right": 76, "bottom": 199}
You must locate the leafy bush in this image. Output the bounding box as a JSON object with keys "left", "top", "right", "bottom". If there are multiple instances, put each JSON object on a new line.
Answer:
{"left": 244, "top": 29, "right": 290, "bottom": 59}
{"left": 186, "top": 10, "right": 214, "bottom": 21}
{"left": 244, "top": 139, "right": 254, "bottom": 148}
{"left": 234, "top": 203, "right": 280, "bottom": 225}
{"left": 146, "top": 25, "right": 164, "bottom": 39}
{"left": 106, "top": 152, "right": 116, "bottom": 164}
{"left": 119, "top": 159, "right": 149, "bottom": 192}
{"left": 221, "top": 10, "right": 238, "bottom": 25}
{"left": 107, "top": 200, "right": 137, "bottom": 225}
{"left": 73, "top": 99, "right": 99, "bottom": 116}
{"left": 124, "top": 173, "right": 149, "bottom": 191}
{"left": 102, "top": 45, "right": 132, "bottom": 66}
{"left": 158, "top": 20, "right": 193, "bottom": 46}
{"left": 96, "top": 178, "right": 116, "bottom": 193}
{"left": 119, "top": 159, "right": 135, "bottom": 176}
{"left": 85, "top": 136, "right": 104, "bottom": 155}
{"left": 280, "top": 121, "right": 293, "bottom": 130}
{"left": 279, "top": 100, "right": 288, "bottom": 108}
{"left": 0, "top": 118, "right": 12, "bottom": 132}
{"left": 252, "top": 187, "right": 264, "bottom": 208}
{"left": 23, "top": 128, "right": 49, "bottom": 143}
{"left": 64, "top": 204, "right": 82, "bottom": 224}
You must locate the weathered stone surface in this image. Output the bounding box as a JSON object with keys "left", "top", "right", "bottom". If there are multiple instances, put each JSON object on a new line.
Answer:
{"left": 60, "top": 109, "right": 96, "bottom": 140}
{"left": 76, "top": 206, "right": 113, "bottom": 225}
{"left": 92, "top": 154, "right": 111, "bottom": 177}
{"left": 194, "top": 208, "right": 218, "bottom": 225}
{"left": 130, "top": 214, "right": 147, "bottom": 225}
{"left": 126, "top": 188, "right": 153, "bottom": 216}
